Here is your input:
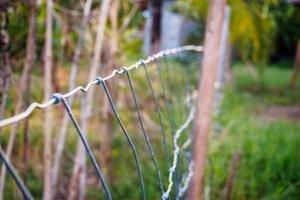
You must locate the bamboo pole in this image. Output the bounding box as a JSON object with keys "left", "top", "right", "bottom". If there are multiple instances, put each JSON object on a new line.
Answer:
{"left": 0, "top": 10, "right": 11, "bottom": 200}
{"left": 68, "top": 0, "right": 111, "bottom": 199}
{"left": 23, "top": 0, "right": 37, "bottom": 184}
{"left": 98, "top": 0, "right": 120, "bottom": 176}
{"left": 51, "top": 0, "right": 93, "bottom": 193}
{"left": 0, "top": 1, "right": 36, "bottom": 199}
{"left": 188, "top": 0, "right": 227, "bottom": 199}
{"left": 43, "top": 0, "right": 54, "bottom": 199}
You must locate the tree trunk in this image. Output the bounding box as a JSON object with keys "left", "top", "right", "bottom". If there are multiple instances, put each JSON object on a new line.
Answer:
{"left": 0, "top": 55, "right": 10, "bottom": 127}
{"left": 214, "top": 5, "right": 231, "bottom": 115}
{"left": 0, "top": 12, "right": 10, "bottom": 134}
{"left": 188, "top": 1, "right": 227, "bottom": 200}
{"left": 224, "top": 44, "right": 233, "bottom": 85}
{"left": 290, "top": 41, "right": 300, "bottom": 89}
{"left": 150, "top": 0, "right": 162, "bottom": 54}
{"left": 119, "top": 6, "right": 137, "bottom": 32}
{"left": 0, "top": 11, "right": 11, "bottom": 200}
{"left": 43, "top": 0, "right": 53, "bottom": 199}
{"left": 68, "top": 0, "right": 111, "bottom": 199}
{"left": 216, "top": 5, "right": 231, "bottom": 88}
{"left": 0, "top": 1, "right": 36, "bottom": 198}
{"left": 51, "top": 63, "right": 60, "bottom": 92}
{"left": 22, "top": 0, "right": 37, "bottom": 184}
{"left": 51, "top": 0, "right": 93, "bottom": 195}
{"left": 99, "top": 0, "right": 119, "bottom": 180}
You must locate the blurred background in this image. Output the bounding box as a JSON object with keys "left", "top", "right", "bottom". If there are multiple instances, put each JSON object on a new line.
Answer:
{"left": 0, "top": 0, "right": 299, "bottom": 199}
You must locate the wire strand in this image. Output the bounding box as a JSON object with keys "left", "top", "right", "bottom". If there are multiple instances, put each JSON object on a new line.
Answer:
{"left": 0, "top": 146, "right": 33, "bottom": 200}
{"left": 178, "top": 160, "right": 194, "bottom": 198}
{"left": 162, "top": 101, "right": 196, "bottom": 200}
{"left": 99, "top": 79, "right": 147, "bottom": 200}
{"left": 161, "top": 56, "right": 182, "bottom": 198}
{"left": 0, "top": 45, "right": 203, "bottom": 128}
{"left": 56, "top": 95, "right": 112, "bottom": 200}
{"left": 124, "top": 68, "right": 165, "bottom": 195}
{"left": 141, "top": 61, "right": 170, "bottom": 168}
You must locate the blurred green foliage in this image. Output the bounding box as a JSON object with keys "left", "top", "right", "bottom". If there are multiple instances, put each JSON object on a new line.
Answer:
{"left": 5, "top": 0, "right": 144, "bottom": 73}
{"left": 206, "top": 63, "right": 300, "bottom": 199}
{"left": 175, "top": 0, "right": 300, "bottom": 65}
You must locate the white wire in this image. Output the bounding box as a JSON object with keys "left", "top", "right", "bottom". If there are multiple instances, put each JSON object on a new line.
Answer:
{"left": 0, "top": 45, "right": 203, "bottom": 128}
{"left": 182, "top": 138, "right": 192, "bottom": 151}
{"left": 162, "top": 91, "right": 198, "bottom": 200}
{"left": 162, "top": 106, "right": 196, "bottom": 200}
{"left": 178, "top": 160, "right": 194, "bottom": 198}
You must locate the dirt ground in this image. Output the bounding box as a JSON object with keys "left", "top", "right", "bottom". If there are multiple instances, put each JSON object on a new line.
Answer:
{"left": 263, "top": 106, "right": 300, "bottom": 121}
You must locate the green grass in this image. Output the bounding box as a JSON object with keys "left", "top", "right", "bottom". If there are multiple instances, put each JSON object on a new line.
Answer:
{"left": 234, "top": 62, "right": 300, "bottom": 105}
{"left": 206, "top": 63, "right": 300, "bottom": 200}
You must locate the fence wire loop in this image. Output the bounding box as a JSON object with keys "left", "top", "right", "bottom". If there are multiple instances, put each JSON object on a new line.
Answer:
{"left": 52, "top": 93, "right": 62, "bottom": 104}
{"left": 121, "top": 66, "right": 129, "bottom": 72}
{"left": 95, "top": 76, "right": 104, "bottom": 85}
{"left": 139, "top": 59, "right": 146, "bottom": 66}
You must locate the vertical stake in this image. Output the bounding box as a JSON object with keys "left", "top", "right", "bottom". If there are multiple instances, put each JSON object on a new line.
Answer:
{"left": 188, "top": 0, "right": 227, "bottom": 199}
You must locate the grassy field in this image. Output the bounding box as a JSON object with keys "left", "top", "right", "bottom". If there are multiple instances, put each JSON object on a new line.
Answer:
{"left": 206, "top": 62, "right": 300, "bottom": 200}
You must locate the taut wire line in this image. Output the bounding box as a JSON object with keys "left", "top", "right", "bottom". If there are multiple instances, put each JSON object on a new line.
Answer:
{"left": 124, "top": 68, "right": 165, "bottom": 195}
{"left": 141, "top": 61, "right": 170, "bottom": 168}
{"left": 51, "top": 94, "right": 112, "bottom": 200}
{"left": 98, "top": 78, "right": 147, "bottom": 200}
{"left": 0, "top": 146, "right": 33, "bottom": 200}
{"left": 0, "top": 45, "right": 203, "bottom": 128}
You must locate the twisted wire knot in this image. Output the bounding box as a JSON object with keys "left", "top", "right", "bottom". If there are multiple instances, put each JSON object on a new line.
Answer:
{"left": 52, "top": 93, "right": 63, "bottom": 104}
{"left": 96, "top": 77, "right": 104, "bottom": 85}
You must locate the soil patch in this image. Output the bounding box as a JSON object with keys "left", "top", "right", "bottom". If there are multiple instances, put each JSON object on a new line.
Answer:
{"left": 262, "top": 106, "right": 300, "bottom": 121}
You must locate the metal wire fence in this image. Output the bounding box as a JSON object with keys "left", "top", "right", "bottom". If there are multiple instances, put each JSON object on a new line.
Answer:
{"left": 0, "top": 45, "right": 202, "bottom": 199}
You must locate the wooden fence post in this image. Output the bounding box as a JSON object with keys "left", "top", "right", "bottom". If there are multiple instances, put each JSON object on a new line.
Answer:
{"left": 214, "top": 5, "right": 231, "bottom": 116}
{"left": 188, "top": 0, "right": 227, "bottom": 199}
